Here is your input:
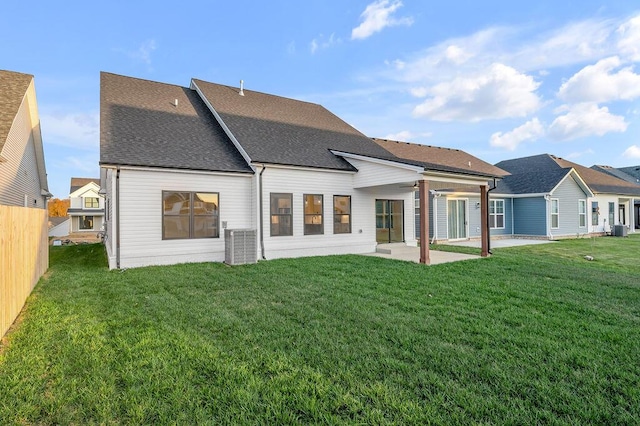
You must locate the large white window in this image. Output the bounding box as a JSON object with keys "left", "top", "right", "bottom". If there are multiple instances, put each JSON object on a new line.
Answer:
{"left": 551, "top": 198, "right": 559, "bottom": 229}
{"left": 578, "top": 200, "right": 587, "bottom": 227}
{"left": 489, "top": 199, "right": 505, "bottom": 229}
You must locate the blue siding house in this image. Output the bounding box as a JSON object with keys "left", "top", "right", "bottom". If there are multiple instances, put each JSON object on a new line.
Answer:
{"left": 494, "top": 154, "right": 593, "bottom": 239}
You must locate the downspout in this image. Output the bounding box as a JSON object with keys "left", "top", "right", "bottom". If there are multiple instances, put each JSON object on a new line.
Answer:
{"left": 116, "top": 166, "right": 121, "bottom": 269}
{"left": 511, "top": 198, "right": 514, "bottom": 237}
{"left": 487, "top": 178, "right": 497, "bottom": 254}
{"left": 544, "top": 194, "right": 552, "bottom": 240}
{"left": 259, "top": 166, "right": 266, "bottom": 260}
{"left": 430, "top": 190, "right": 441, "bottom": 244}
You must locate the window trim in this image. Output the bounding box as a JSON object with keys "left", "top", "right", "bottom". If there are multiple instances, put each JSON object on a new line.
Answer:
{"left": 591, "top": 201, "right": 599, "bottom": 226}
{"left": 578, "top": 199, "right": 587, "bottom": 228}
{"left": 79, "top": 215, "right": 94, "bottom": 230}
{"left": 270, "top": 193, "right": 293, "bottom": 237}
{"left": 333, "top": 195, "right": 352, "bottom": 234}
{"left": 303, "top": 194, "right": 324, "bottom": 235}
{"left": 84, "top": 197, "right": 99, "bottom": 209}
{"left": 551, "top": 198, "right": 560, "bottom": 229}
{"left": 162, "top": 191, "right": 220, "bottom": 240}
{"left": 489, "top": 199, "right": 505, "bottom": 229}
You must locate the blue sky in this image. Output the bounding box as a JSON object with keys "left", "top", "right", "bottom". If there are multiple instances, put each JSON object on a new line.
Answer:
{"left": 2, "top": 1, "right": 640, "bottom": 198}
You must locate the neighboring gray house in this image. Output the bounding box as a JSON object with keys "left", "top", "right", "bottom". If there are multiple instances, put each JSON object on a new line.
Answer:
{"left": 0, "top": 70, "right": 50, "bottom": 207}
{"left": 100, "top": 72, "right": 503, "bottom": 269}
{"left": 494, "top": 154, "right": 593, "bottom": 239}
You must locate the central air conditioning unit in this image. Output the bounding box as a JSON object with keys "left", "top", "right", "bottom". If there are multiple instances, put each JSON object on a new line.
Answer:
{"left": 224, "top": 229, "right": 257, "bottom": 265}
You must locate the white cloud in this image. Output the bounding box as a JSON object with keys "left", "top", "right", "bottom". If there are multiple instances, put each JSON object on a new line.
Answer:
{"left": 565, "top": 148, "right": 595, "bottom": 159}
{"left": 490, "top": 118, "right": 545, "bottom": 151}
{"left": 41, "top": 112, "right": 99, "bottom": 149}
{"left": 622, "top": 144, "right": 640, "bottom": 159}
{"left": 310, "top": 33, "right": 341, "bottom": 54}
{"left": 444, "top": 45, "right": 472, "bottom": 65}
{"left": 383, "top": 130, "right": 432, "bottom": 141}
{"left": 351, "top": 0, "right": 413, "bottom": 40}
{"left": 548, "top": 103, "right": 628, "bottom": 141}
{"left": 131, "top": 39, "right": 156, "bottom": 64}
{"left": 617, "top": 15, "right": 640, "bottom": 61}
{"left": 412, "top": 63, "right": 542, "bottom": 121}
{"left": 558, "top": 56, "right": 640, "bottom": 103}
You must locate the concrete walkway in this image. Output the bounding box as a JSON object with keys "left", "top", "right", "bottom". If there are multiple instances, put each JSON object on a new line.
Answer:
{"left": 365, "top": 244, "right": 480, "bottom": 265}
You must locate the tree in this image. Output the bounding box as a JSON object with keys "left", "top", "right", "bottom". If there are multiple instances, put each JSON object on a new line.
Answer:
{"left": 48, "top": 198, "right": 70, "bottom": 217}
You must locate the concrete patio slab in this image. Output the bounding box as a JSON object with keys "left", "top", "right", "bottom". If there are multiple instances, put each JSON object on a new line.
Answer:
{"left": 365, "top": 244, "right": 480, "bottom": 265}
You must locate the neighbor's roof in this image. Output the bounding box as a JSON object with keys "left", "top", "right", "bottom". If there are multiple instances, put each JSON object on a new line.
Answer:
{"left": 494, "top": 154, "right": 576, "bottom": 194}
{"left": 372, "top": 138, "right": 508, "bottom": 178}
{"left": 591, "top": 165, "right": 639, "bottom": 184}
{"left": 100, "top": 72, "right": 253, "bottom": 173}
{"left": 192, "top": 79, "right": 393, "bottom": 171}
{"left": 618, "top": 165, "right": 640, "bottom": 183}
{"left": 553, "top": 158, "right": 640, "bottom": 196}
{"left": 70, "top": 177, "right": 100, "bottom": 194}
{"left": 0, "top": 70, "right": 33, "bottom": 155}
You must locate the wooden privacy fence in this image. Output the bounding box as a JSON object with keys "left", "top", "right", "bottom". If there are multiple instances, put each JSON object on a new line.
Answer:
{"left": 0, "top": 205, "right": 49, "bottom": 339}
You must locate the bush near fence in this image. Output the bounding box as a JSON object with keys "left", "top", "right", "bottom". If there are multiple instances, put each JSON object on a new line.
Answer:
{"left": 0, "top": 205, "right": 48, "bottom": 339}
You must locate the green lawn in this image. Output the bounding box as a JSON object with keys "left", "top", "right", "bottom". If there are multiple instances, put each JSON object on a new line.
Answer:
{"left": 1, "top": 236, "right": 639, "bottom": 424}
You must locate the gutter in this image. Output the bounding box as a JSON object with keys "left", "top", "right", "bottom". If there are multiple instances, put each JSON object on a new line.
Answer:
{"left": 487, "top": 178, "right": 498, "bottom": 254}
{"left": 259, "top": 166, "right": 266, "bottom": 260}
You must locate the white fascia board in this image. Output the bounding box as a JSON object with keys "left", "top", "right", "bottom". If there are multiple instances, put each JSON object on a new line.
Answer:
{"left": 422, "top": 170, "right": 490, "bottom": 187}
{"left": 190, "top": 80, "right": 255, "bottom": 172}
{"left": 251, "top": 162, "right": 354, "bottom": 174}
{"left": 331, "top": 150, "right": 424, "bottom": 173}
{"left": 69, "top": 182, "right": 101, "bottom": 198}
{"left": 493, "top": 192, "right": 549, "bottom": 198}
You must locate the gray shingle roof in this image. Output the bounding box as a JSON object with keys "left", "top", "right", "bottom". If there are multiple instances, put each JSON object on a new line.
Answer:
{"left": 0, "top": 70, "right": 33, "bottom": 155}
{"left": 192, "top": 79, "right": 393, "bottom": 171}
{"left": 618, "top": 165, "right": 640, "bottom": 183}
{"left": 100, "top": 72, "right": 253, "bottom": 173}
{"left": 494, "top": 154, "right": 570, "bottom": 194}
{"left": 70, "top": 177, "right": 100, "bottom": 194}
{"left": 591, "top": 165, "right": 638, "bottom": 184}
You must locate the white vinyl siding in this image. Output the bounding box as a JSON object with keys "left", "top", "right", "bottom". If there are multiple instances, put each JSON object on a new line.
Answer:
{"left": 0, "top": 85, "right": 46, "bottom": 208}
{"left": 115, "top": 168, "right": 254, "bottom": 269}
{"left": 261, "top": 166, "right": 416, "bottom": 259}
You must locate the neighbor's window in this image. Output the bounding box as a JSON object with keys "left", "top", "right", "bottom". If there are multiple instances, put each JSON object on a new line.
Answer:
{"left": 270, "top": 193, "right": 292, "bottom": 236}
{"left": 551, "top": 199, "right": 559, "bottom": 229}
{"left": 162, "top": 191, "right": 219, "bottom": 240}
{"left": 84, "top": 197, "right": 99, "bottom": 208}
{"left": 608, "top": 202, "right": 615, "bottom": 226}
{"left": 489, "top": 199, "right": 505, "bottom": 229}
{"left": 578, "top": 200, "right": 587, "bottom": 227}
{"left": 592, "top": 202, "right": 599, "bottom": 226}
{"left": 304, "top": 194, "right": 323, "bottom": 235}
{"left": 334, "top": 195, "right": 351, "bottom": 234}
{"left": 80, "top": 215, "right": 94, "bottom": 230}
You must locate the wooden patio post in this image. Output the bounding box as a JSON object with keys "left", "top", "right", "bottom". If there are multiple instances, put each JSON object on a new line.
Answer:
{"left": 419, "top": 180, "right": 430, "bottom": 265}
{"left": 480, "top": 184, "right": 489, "bottom": 257}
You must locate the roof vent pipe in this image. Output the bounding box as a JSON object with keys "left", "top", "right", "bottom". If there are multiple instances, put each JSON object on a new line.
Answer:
{"left": 239, "top": 80, "right": 245, "bottom": 96}
{"left": 173, "top": 98, "right": 178, "bottom": 107}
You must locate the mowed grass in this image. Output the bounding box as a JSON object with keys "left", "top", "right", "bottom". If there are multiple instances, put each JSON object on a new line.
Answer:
{"left": 1, "top": 236, "right": 639, "bottom": 424}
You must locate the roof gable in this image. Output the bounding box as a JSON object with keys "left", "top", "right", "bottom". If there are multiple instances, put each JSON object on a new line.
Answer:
{"left": 100, "top": 72, "right": 253, "bottom": 174}
{"left": 70, "top": 177, "right": 100, "bottom": 194}
{"left": 552, "top": 157, "right": 640, "bottom": 196}
{"left": 192, "top": 79, "right": 393, "bottom": 171}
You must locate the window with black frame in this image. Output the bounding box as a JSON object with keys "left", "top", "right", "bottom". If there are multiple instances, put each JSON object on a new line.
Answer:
{"left": 270, "top": 193, "right": 292, "bottom": 236}
{"left": 304, "top": 194, "right": 323, "bottom": 235}
{"left": 162, "top": 191, "right": 219, "bottom": 240}
{"left": 333, "top": 195, "right": 351, "bottom": 234}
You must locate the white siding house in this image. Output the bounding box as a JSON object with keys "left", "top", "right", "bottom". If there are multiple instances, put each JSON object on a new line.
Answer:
{"left": 67, "top": 178, "right": 105, "bottom": 235}
{"left": 100, "top": 72, "right": 506, "bottom": 269}
{"left": 0, "top": 70, "right": 50, "bottom": 208}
